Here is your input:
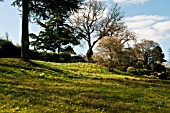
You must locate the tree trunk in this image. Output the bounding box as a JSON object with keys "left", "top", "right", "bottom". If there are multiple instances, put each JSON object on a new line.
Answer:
{"left": 86, "top": 47, "right": 93, "bottom": 62}
{"left": 58, "top": 44, "right": 61, "bottom": 54}
{"left": 143, "top": 54, "right": 148, "bottom": 68}
{"left": 21, "top": 0, "right": 29, "bottom": 62}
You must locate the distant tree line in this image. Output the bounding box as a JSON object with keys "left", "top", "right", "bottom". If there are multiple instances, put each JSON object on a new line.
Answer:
{"left": 1, "top": 0, "right": 83, "bottom": 61}
{"left": 1, "top": 0, "right": 135, "bottom": 62}
{"left": 0, "top": 0, "right": 169, "bottom": 79}
{"left": 93, "top": 36, "right": 167, "bottom": 79}
{"left": 0, "top": 38, "right": 85, "bottom": 62}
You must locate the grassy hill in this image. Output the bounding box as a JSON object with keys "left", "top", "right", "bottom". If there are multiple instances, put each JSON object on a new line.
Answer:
{"left": 0, "top": 58, "right": 170, "bottom": 113}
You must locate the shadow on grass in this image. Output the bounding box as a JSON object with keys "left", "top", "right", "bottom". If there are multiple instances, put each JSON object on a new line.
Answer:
{"left": 90, "top": 76, "right": 170, "bottom": 88}
{"left": 0, "top": 72, "right": 169, "bottom": 112}
{"left": 0, "top": 60, "right": 88, "bottom": 81}
{"left": 0, "top": 78, "right": 129, "bottom": 112}
{"left": 0, "top": 59, "right": 63, "bottom": 72}
{"left": 0, "top": 59, "right": 67, "bottom": 77}
{"left": 0, "top": 67, "right": 18, "bottom": 75}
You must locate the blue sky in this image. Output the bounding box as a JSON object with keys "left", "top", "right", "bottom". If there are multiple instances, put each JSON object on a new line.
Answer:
{"left": 119, "top": 0, "right": 170, "bottom": 61}
{"left": 0, "top": 0, "right": 170, "bottom": 60}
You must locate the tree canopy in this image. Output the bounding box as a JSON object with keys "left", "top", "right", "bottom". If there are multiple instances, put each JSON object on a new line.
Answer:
{"left": 151, "top": 46, "right": 166, "bottom": 63}
{"left": 12, "top": 0, "right": 83, "bottom": 20}
{"left": 69, "top": 0, "right": 136, "bottom": 61}
{"left": 134, "top": 39, "right": 160, "bottom": 67}
{"left": 30, "top": 15, "right": 81, "bottom": 53}
{"left": 0, "top": 0, "right": 83, "bottom": 61}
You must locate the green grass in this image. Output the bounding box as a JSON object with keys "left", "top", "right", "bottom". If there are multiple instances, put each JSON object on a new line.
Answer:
{"left": 0, "top": 58, "right": 170, "bottom": 113}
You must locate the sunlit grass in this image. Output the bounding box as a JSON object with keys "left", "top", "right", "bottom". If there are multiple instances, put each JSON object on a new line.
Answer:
{"left": 0, "top": 58, "right": 170, "bottom": 112}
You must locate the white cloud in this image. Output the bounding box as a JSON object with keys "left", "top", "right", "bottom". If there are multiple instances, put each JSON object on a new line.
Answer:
{"left": 112, "top": 0, "right": 149, "bottom": 4}
{"left": 87, "top": 0, "right": 149, "bottom": 5}
{"left": 153, "top": 21, "right": 170, "bottom": 32}
{"left": 125, "top": 20, "right": 155, "bottom": 29}
{"left": 124, "top": 15, "right": 170, "bottom": 42}
{"left": 124, "top": 15, "right": 167, "bottom": 22}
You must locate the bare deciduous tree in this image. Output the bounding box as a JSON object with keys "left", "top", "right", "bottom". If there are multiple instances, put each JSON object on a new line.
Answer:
{"left": 69, "top": 0, "right": 127, "bottom": 61}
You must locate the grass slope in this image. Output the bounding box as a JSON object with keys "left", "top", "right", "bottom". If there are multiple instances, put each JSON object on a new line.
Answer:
{"left": 0, "top": 58, "right": 170, "bottom": 113}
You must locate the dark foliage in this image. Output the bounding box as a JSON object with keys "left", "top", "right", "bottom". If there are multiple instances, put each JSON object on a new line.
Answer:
{"left": 151, "top": 46, "right": 166, "bottom": 63}
{"left": 30, "top": 16, "right": 81, "bottom": 53}
{"left": 58, "top": 52, "right": 71, "bottom": 63}
{"left": 158, "top": 72, "right": 168, "bottom": 79}
{"left": 0, "top": 39, "right": 20, "bottom": 58}
{"left": 127, "top": 69, "right": 153, "bottom": 76}
{"left": 10, "top": 0, "right": 83, "bottom": 61}
{"left": 30, "top": 51, "right": 72, "bottom": 63}
{"left": 150, "top": 63, "right": 166, "bottom": 73}
{"left": 70, "top": 55, "right": 86, "bottom": 62}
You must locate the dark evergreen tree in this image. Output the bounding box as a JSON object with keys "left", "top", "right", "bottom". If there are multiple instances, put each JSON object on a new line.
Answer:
{"left": 61, "top": 46, "right": 76, "bottom": 54}
{"left": 1, "top": 0, "right": 83, "bottom": 61}
{"left": 30, "top": 15, "right": 81, "bottom": 53}
{"left": 151, "top": 46, "right": 166, "bottom": 63}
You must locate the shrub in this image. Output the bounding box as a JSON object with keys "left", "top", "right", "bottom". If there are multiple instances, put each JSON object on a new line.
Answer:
{"left": 0, "top": 39, "right": 20, "bottom": 58}
{"left": 126, "top": 66, "right": 137, "bottom": 75}
{"left": 39, "top": 52, "right": 49, "bottom": 61}
{"left": 46, "top": 52, "right": 60, "bottom": 62}
{"left": 51, "top": 53, "right": 60, "bottom": 62}
{"left": 38, "top": 52, "right": 60, "bottom": 62}
{"left": 59, "top": 52, "right": 71, "bottom": 63}
{"left": 29, "top": 51, "right": 72, "bottom": 63}
{"left": 127, "top": 66, "right": 135, "bottom": 71}
{"left": 146, "top": 65, "right": 151, "bottom": 70}
{"left": 127, "top": 70, "right": 138, "bottom": 75}
{"left": 137, "top": 69, "right": 153, "bottom": 75}
{"left": 150, "top": 63, "right": 166, "bottom": 73}
{"left": 158, "top": 72, "right": 168, "bottom": 79}
{"left": 127, "top": 67, "right": 153, "bottom": 76}
{"left": 70, "top": 55, "right": 85, "bottom": 62}
{"left": 29, "top": 50, "right": 41, "bottom": 60}
{"left": 92, "top": 53, "right": 105, "bottom": 65}
{"left": 133, "top": 60, "right": 143, "bottom": 69}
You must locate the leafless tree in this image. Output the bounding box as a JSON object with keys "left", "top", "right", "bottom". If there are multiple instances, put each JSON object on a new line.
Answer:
{"left": 69, "top": 0, "right": 130, "bottom": 61}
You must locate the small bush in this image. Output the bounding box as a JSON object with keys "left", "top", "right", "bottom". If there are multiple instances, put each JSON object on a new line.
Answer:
{"left": 136, "top": 69, "right": 153, "bottom": 75}
{"left": 127, "top": 66, "right": 135, "bottom": 71}
{"left": 127, "top": 67, "right": 153, "bottom": 76}
{"left": 127, "top": 70, "right": 138, "bottom": 75}
{"left": 70, "top": 55, "right": 85, "bottom": 62}
{"left": 59, "top": 52, "right": 71, "bottom": 63}
{"left": 51, "top": 53, "right": 60, "bottom": 62}
{"left": 158, "top": 72, "right": 168, "bottom": 79}
{"left": 29, "top": 51, "right": 72, "bottom": 63}
{"left": 40, "top": 52, "right": 49, "bottom": 61}
{"left": 0, "top": 39, "right": 20, "bottom": 58}
{"left": 126, "top": 66, "right": 138, "bottom": 75}
{"left": 46, "top": 53, "right": 60, "bottom": 62}
{"left": 150, "top": 63, "right": 166, "bottom": 73}
{"left": 38, "top": 52, "right": 60, "bottom": 62}
{"left": 146, "top": 65, "right": 151, "bottom": 70}
{"left": 29, "top": 50, "right": 41, "bottom": 60}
